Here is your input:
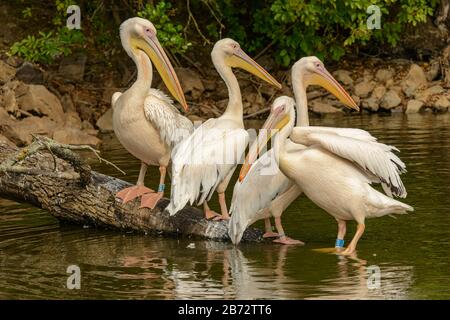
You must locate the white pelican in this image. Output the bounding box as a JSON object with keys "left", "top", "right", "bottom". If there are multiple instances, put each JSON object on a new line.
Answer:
{"left": 112, "top": 17, "right": 193, "bottom": 209}
{"left": 229, "top": 56, "right": 367, "bottom": 244}
{"left": 166, "top": 38, "right": 281, "bottom": 220}
{"left": 236, "top": 94, "right": 413, "bottom": 255}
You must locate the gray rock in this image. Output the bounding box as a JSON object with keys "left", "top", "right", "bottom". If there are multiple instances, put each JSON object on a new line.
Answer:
{"left": 432, "top": 96, "right": 450, "bottom": 111}
{"left": 64, "top": 111, "right": 82, "bottom": 129}
{"left": 372, "top": 85, "right": 386, "bottom": 100}
{"left": 174, "top": 67, "right": 204, "bottom": 99}
{"left": 360, "top": 85, "right": 385, "bottom": 112}
{"left": 363, "top": 70, "right": 373, "bottom": 82}
{"left": 363, "top": 97, "right": 379, "bottom": 112}
{"left": 310, "top": 100, "right": 343, "bottom": 114}
{"left": 333, "top": 70, "right": 353, "bottom": 86}
{"left": 381, "top": 90, "right": 401, "bottom": 109}
{"left": 426, "top": 60, "right": 440, "bottom": 82}
{"left": 391, "top": 106, "right": 404, "bottom": 113}
{"left": 16, "top": 84, "right": 65, "bottom": 122}
{"left": 415, "top": 85, "right": 444, "bottom": 102}
{"left": 351, "top": 95, "right": 360, "bottom": 107}
{"left": 0, "top": 80, "right": 19, "bottom": 114}
{"left": 3, "top": 116, "right": 57, "bottom": 146}
{"left": 0, "top": 133, "right": 15, "bottom": 147}
{"left": 59, "top": 54, "right": 87, "bottom": 81}
{"left": 96, "top": 108, "right": 113, "bottom": 133}
{"left": 375, "top": 69, "right": 394, "bottom": 83}
{"left": 61, "top": 94, "right": 76, "bottom": 113}
{"left": 15, "top": 62, "right": 44, "bottom": 84}
{"left": 0, "top": 60, "right": 16, "bottom": 85}
{"left": 354, "top": 81, "right": 375, "bottom": 98}
{"left": 405, "top": 99, "right": 424, "bottom": 114}
{"left": 53, "top": 127, "right": 101, "bottom": 147}
{"left": 0, "top": 106, "right": 12, "bottom": 124}
{"left": 402, "top": 64, "right": 427, "bottom": 97}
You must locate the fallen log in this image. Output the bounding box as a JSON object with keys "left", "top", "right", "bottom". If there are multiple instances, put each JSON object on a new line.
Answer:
{"left": 0, "top": 137, "right": 263, "bottom": 242}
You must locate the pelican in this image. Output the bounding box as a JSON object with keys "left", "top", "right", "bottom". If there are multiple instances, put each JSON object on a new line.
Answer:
{"left": 112, "top": 17, "right": 193, "bottom": 209}
{"left": 166, "top": 38, "right": 281, "bottom": 220}
{"left": 229, "top": 56, "right": 371, "bottom": 245}
{"left": 236, "top": 94, "right": 413, "bottom": 255}
{"left": 230, "top": 57, "right": 413, "bottom": 254}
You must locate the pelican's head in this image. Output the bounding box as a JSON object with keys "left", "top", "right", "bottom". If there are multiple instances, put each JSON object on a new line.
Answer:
{"left": 239, "top": 96, "right": 296, "bottom": 182}
{"left": 120, "top": 17, "right": 188, "bottom": 111}
{"left": 212, "top": 38, "right": 282, "bottom": 89}
{"left": 292, "top": 56, "right": 358, "bottom": 111}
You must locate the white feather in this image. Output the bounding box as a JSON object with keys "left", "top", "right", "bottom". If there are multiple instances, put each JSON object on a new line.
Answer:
{"left": 290, "top": 128, "right": 407, "bottom": 198}
{"left": 294, "top": 126, "right": 377, "bottom": 142}
{"left": 167, "top": 118, "right": 249, "bottom": 215}
{"left": 228, "top": 149, "right": 293, "bottom": 244}
{"left": 144, "top": 88, "right": 193, "bottom": 147}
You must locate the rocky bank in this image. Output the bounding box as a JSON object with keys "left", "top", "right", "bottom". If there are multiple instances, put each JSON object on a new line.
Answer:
{"left": 1, "top": 53, "right": 449, "bottom": 148}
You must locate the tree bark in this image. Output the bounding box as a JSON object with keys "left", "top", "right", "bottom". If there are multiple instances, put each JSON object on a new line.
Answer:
{"left": 0, "top": 140, "right": 263, "bottom": 242}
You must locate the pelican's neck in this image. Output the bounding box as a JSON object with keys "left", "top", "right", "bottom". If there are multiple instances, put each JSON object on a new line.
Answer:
{"left": 273, "top": 110, "right": 296, "bottom": 156}
{"left": 292, "top": 68, "right": 309, "bottom": 127}
{"left": 129, "top": 49, "right": 153, "bottom": 99}
{"left": 215, "top": 58, "right": 242, "bottom": 121}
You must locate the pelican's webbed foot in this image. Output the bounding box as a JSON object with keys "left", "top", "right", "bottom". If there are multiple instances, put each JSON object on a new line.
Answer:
{"left": 116, "top": 185, "right": 154, "bottom": 204}
{"left": 140, "top": 192, "right": 163, "bottom": 209}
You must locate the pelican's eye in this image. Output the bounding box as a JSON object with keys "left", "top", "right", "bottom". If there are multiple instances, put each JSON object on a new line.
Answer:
{"left": 144, "top": 27, "right": 154, "bottom": 37}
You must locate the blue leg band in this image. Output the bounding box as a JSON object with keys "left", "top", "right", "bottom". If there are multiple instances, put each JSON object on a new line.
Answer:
{"left": 335, "top": 239, "right": 345, "bottom": 248}
{"left": 158, "top": 184, "right": 165, "bottom": 192}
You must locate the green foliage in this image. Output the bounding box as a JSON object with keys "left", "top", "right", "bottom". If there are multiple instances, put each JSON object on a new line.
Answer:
{"left": 137, "top": 1, "right": 191, "bottom": 54}
{"left": 21, "top": 7, "right": 32, "bottom": 18}
{"left": 206, "top": 0, "right": 439, "bottom": 66}
{"left": 8, "top": 0, "right": 441, "bottom": 67}
{"left": 10, "top": 0, "right": 84, "bottom": 64}
{"left": 10, "top": 28, "right": 84, "bottom": 64}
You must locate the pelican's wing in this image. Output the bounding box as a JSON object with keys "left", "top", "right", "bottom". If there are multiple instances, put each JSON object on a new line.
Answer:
{"left": 296, "top": 126, "right": 377, "bottom": 142}
{"left": 291, "top": 129, "right": 407, "bottom": 198}
{"left": 144, "top": 89, "right": 193, "bottom": 147}
{"left": 167, "top": 118, "right": 249, "bottom": 215}
{"left": 228, "top": 149, "right": 293, "bottom": 244}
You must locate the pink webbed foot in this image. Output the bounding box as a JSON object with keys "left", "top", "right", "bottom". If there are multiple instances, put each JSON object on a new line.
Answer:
{"left": 273, "top": 236, "right": 305, "bottom": 245}
{"left": 140, "top": 192, "right": 164, "bottom": 209}
{"left": 339, "top": 247, "right": 356, "bottom": 256}
{"left": 204, "top": 209, "right": 222, "bottom": 221}
{"left": 116, "top": 185, "right": 154, "bottom": 204}
{"left": 263, "top": 232, "right": 279, "bottom": 238}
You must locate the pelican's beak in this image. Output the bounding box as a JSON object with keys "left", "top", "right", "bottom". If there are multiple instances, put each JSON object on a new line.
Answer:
{"left": 134, "top": 35, "right": 189, "bottom": 111}
{"left": 227, "top": 49, "right": 282, "bottom": 89}
{"left": 308, "top": 66, "right": 359, "bottom": 111}
{"left": 239, "top": 106, "right": 289, "bottom": 181}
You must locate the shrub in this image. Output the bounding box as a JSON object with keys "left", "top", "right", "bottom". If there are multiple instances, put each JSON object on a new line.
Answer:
{"left": 9, "top": 28, "right": 84, "bottom": 64}
{"left": 206, "top": 0, "right": 440, "bottom": 66}
{"left": 137, "top": 1, "right": 192, "bottom": 54}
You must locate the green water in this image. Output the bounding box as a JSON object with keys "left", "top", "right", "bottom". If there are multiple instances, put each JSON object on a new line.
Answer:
{"left": 0, "top": 113, "right": 449, "bottom": 299}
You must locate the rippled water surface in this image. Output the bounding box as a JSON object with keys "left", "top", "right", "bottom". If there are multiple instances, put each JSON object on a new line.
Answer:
{"left": 1, "top": 113, "right": 449, "bottom": 299}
